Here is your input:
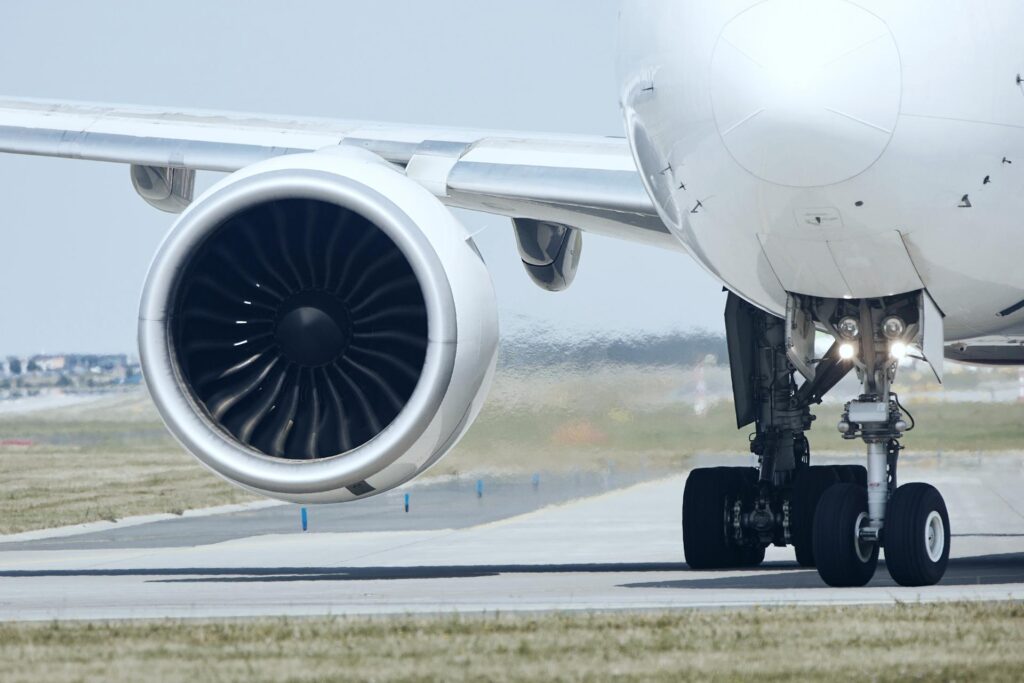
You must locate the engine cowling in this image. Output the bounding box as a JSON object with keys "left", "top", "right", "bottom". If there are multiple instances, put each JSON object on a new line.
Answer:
{"left": 139, "top": 148, "right": 498, "bottom": 503}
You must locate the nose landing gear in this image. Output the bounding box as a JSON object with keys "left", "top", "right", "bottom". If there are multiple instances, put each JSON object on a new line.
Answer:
{"left": 812, "top": 295, "right": 949, "bottom": 588}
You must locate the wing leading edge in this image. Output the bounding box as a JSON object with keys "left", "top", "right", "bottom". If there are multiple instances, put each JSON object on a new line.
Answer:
{"left": 0, "top": 97, "right": 676, "bottom": 250}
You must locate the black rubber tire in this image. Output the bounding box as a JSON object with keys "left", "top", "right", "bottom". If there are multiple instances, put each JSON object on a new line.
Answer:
{"left": 683, "top": 467, "right": 764, "bottom": 569}
{"left": 683, "top": 467, "right": 737, "bottom": 570}
{"left": 813, "top": 483, "right": 879, "bottom": 587}
{"left": 792, "top": 466, "right": 841, "bottom": 567}
{"left": 884, "top": 484, "right": 951, "bottom": 587}
{"left": 737, "top": 544, "right": 767, "bottom": 568}
{"left": 834, "top": 465, "right": 868, "bottom": 488}
{"left": 794, "top": 542, "right": 816, "bottom": 568}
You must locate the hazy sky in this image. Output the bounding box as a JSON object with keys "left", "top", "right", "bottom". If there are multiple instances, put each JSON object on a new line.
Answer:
{"left": 0, "top": 1, "right": 726, "bottom": 356}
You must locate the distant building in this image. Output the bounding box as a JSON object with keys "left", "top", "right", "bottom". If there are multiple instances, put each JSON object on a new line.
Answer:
{"left": 31, "top": 355, "right": 67, "bottom": 373}
{"left": 0, "top": 353, "right": 136, "bottom": 391}
{"left": 125, "top": 362, "right": 143, "bottom": 385}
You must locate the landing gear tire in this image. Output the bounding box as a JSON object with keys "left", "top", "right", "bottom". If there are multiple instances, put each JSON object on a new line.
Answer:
{"left": 834, "top": 465, "right": 867, "bottom": 488}
{"left": 883, "top": 484, "right": 951, "bottom": 587}
{"left": 792, "top": 466, "right": 840, "bottom": 567}
{"left": 683, "top": 468, "right": 734, "bottom": 570}
{"left": 812, "top": 483, "right": 879, "bottom": 587}
{"left": 737, "top": 544, "right": 767, "bottom": 568}
{"left": 682, "top": 467, "right": 764, "bottom": 570}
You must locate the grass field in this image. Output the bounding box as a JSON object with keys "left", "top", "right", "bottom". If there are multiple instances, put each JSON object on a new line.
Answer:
{"left": 0, "top": 366, "right": 1022, "bottom": 534}
{"left": 0, "top": 602, "right": 1022, "bottom": 681}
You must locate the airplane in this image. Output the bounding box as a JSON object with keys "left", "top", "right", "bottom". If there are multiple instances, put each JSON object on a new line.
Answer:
{"left": 0, "top": 0, "right": 1018, "bottom": 589}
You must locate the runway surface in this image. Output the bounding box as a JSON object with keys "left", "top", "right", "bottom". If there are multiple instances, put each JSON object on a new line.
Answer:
{"left": 1, "top": 455, "right": 1023, "bottom": 621}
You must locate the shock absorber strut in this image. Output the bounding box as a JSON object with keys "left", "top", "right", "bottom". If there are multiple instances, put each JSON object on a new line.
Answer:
{"left": 834, "top": 299, "right": 913, "bottom": 541}
{"left": 725, "top": 294, "right": 823, "bottom": 548}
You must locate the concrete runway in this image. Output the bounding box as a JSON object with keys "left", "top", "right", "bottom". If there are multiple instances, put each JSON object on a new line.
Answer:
{"left": 1, "top": 456, "right": 1023, "bottom": 621}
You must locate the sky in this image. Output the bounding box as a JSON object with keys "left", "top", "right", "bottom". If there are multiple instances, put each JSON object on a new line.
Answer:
{"left": 0, "top": 0, "right": 726, "bottom": 356}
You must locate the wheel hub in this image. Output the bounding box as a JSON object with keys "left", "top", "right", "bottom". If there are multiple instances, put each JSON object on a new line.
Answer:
{"left": 853, "top": 511, "right": 874, "bottom": 564}
{"left": 925, "top": 510, "right": 945, "bottom": 563}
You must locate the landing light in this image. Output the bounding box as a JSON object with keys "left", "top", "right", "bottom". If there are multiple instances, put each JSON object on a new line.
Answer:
{"left": 839, "top": 343, "right": 857, "bottom": 361}
{"left": 882, "top": 316, "right": 907, "bottom": 340}
{"left": 837, "top": 317, "right": 860, "bottom": 340}
{"left": 890, "top": 341, "right": 909, "bottom": 361}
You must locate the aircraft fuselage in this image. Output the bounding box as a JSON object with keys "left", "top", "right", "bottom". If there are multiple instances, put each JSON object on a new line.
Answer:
{"left": 619, "top": 0, "right": 1024, "bottom": 341}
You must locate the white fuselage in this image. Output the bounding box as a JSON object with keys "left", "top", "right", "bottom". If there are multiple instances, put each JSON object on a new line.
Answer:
{"left": 619, "top": 0, "right": 1024, "bottom": 342}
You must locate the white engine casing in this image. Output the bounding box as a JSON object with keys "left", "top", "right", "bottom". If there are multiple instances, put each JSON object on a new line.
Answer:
{"left": 139, "top": 148, "right": 498, "bottom": 504}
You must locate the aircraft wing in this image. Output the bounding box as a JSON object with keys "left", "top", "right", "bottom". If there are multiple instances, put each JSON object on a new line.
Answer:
{"left": 0, "top": 97, "right": 676, "bottom": 250}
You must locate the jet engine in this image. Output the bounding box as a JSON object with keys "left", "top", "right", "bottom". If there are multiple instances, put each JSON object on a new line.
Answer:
{"left": 139, "top": 149, "right": 498, "bottom": 503}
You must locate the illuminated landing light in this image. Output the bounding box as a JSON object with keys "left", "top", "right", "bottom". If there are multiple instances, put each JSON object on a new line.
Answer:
{"left": 839, "top": 343, "right": 857, "bottom": 361}
{"left": 890, "top": 341, "right": 909, "bottom": 361}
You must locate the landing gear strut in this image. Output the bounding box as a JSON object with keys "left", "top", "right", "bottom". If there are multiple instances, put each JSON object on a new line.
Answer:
{"left": 682, "top": 293, "right": 850, "bottom": 570}
{"left": 682, "top": 291, "right": 951, "bottom": 587}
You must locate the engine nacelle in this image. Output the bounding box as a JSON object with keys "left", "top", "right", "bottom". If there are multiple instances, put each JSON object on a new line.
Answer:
{"left": 139, "top": 148, "right": 498, "bottom": 503}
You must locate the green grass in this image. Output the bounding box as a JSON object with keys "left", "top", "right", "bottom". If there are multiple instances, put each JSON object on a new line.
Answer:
{"left": 0, "top": 372, "right": 1022, "bottom": 534}
{"left": 0, "top": 393, "right": 250, "bottom": 533}
{"left": 1, "top": 603, "right": 1023, "bottom": 682}
{"left": 447, "top": 399, "right": 1024, "bottom": 475}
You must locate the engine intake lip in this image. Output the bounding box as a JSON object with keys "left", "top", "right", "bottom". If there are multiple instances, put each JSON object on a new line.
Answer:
{"left": 140, "top": 168, "right": 457, "bottom": 498}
